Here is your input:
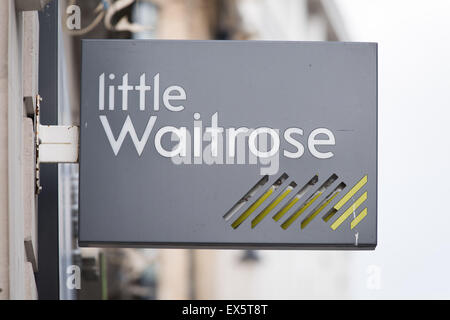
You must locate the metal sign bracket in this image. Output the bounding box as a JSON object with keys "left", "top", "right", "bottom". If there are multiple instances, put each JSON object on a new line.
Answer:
{"left": 35, "top": 95, "right": 79, "bottom": 193}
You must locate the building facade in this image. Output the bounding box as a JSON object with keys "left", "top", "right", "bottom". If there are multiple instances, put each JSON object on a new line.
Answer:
{"left": 0, "top": 0, "right": 50, "bottom": 300}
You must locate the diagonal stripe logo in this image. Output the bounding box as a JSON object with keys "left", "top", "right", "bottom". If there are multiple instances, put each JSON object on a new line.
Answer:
{"left": 223, "top": 173, "right": 369, "bottom": 231}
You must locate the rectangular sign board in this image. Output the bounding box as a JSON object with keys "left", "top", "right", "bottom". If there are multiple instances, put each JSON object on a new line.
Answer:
{"left": 80, "top": 40, "right": 377, "bottom": 249}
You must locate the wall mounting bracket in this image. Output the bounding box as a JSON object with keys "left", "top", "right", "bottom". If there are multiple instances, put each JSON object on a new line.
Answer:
{"left": 35, "top": 94, "right": 79, "bottom": 193}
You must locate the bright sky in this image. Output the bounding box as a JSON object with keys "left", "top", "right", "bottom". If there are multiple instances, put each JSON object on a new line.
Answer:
{"left": 336, "top": 0, "right": 450, "bottom": 298}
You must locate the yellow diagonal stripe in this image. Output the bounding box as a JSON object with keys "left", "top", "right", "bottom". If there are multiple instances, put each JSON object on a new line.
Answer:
{"left": 331, "top": 192, "right": 367, "bottom": 230}
{"left": 252, "top": 186, "right": 293, "bottom": 228}
{"left": 231, "top": 187, "right": 274, "bottom": 229}
{"left": 351, "top": 208, "right": 368, "bottom": 230}
{"left": 281, "top": 192, "right": 322, "bottom": 229}
{"left": 273, "top": 197, "right": 300, "bottom": 221}
{"left": 301, "top": 190, "right": 341, "bottom": 230}
{"left": 333, "top": 175, "right": 367, "bottom": 210}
